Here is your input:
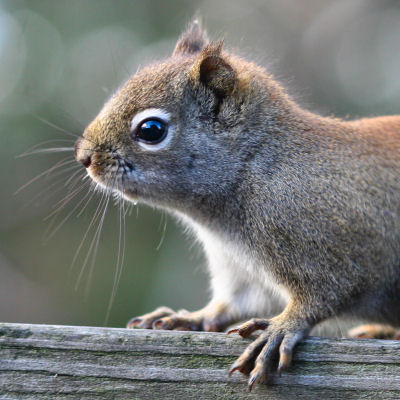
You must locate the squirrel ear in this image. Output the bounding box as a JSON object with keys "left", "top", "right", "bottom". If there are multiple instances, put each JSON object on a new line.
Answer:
{"left": 173, "top": 18, "right": 208, "bottom": 56}
{"left": 191, "top": 41, "right": 236, "bottom": 97}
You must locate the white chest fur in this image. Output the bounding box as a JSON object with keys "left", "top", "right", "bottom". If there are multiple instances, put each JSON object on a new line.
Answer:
{"left": 174, "top": 211, "right": 289, "bottom": 316}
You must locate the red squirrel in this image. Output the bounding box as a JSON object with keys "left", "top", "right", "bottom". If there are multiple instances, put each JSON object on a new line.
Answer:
{"left": 75, "top": 21, "right": 400, "bottom": 389}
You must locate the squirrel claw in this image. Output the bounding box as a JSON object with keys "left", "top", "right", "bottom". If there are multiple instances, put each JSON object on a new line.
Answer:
{"left": 248, "top": 372, "right": 261, "bottom": 392}
{"left": 277, "top": 364, "right": 283, "bottom": 378}
{"left": 229, "top": 360, "right": 251, "bottom": 377}
{"left": 152, "top": 319, "right": 164, "bottom": 329}
{"left": 228, "top": 363, "right": 240, "bottom": 377}
{"left": 126, "top": 318, "right": 142, "bottom": 329}
{"left": 227, "top": 318, "right": 269, "bottom": 338}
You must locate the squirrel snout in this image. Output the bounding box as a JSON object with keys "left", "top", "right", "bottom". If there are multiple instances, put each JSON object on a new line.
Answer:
{"left": 75, "top": 137, "right": 92, "bottom": 168}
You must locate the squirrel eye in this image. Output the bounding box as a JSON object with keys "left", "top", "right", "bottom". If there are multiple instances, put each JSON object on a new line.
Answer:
{"left": 134, "top": 119, "right": 168, "bottom": 144}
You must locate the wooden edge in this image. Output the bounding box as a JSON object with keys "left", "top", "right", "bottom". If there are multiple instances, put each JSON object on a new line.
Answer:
{"left": 1, "top": 322, "right": 400, "bottom": 399}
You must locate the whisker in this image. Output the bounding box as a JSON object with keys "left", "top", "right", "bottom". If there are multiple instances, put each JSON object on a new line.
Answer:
{"left": 82, "top": 175, "right": 116, "bottom": 297}
{"left": 19, "top": 147, "right": 75, "bottom": 156}
{"left": 105, "top": 180, "right": 127, "bottom": 326}
{"left": 64, "top": 167, "right": 86, "bottom": 188}
{"left": 31, "top": 113, "right": 80, "bottom": 138}
{"left": 17, "top": 139, "right": 75, "bottom": 158}
{"left": 85, "top": 172, "right": 118, "bottom": 290}
{"left": 31, "top": 113, "right": 100, "bottom": 147}
{"left": 22, "top": 169, "right": 81, "bottom": 210}
{"left": 41, "top": 164, "right": 82, "bottom": 188}
{"left": 14, "top": 157, "right": 76, "bottom": 194}
{"left": 116, "top": 195, "right": 127, "bottom": 318}
{"left": 156, "top": 211, "right": 168, "bottom": 251}
{"left": 125, "top": 203, "right": 134, "bottom": 217}
{"left": 44, "top": 178, "right": 87, "bottom": 221}
{"left": 72, "top": 177, "right": 114, "bottom": 288}
{"left": 46, "top": 101, "right": 86, "bottom": 130}
{"left": 43, "top": 178, "right": 88, "bottom": 224}
{"left": 75, "top": 183, "right": 96, "bottom": 218}
{"left": 44, "top": 180, "right": 92, "bottom": 240}
{"left": 73, "top": 191, "right": 108, "bottom": 290}
{"left": 43, "top": 159, "right": 78, "bottom": 179}
{"left": 84, "top": 196, "right": 109, "bottom": 299}
{"left": 21, "top": 144, "right": 103, "bottom": 158}
{"left": 158, "top": 211, "right": 164, "bottom": 231}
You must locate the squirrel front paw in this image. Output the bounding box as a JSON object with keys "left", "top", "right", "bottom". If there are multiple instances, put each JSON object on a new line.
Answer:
{"left": 126, "top": 305, "right": 226, "bottom": 332}
{"left": 126, "top": 306, "right": 176, "bottom": 329}
{"left": 228, "top": 316, "right": 310, "bottom": 390}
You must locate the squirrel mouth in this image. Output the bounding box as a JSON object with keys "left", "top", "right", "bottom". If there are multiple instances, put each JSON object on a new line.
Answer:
{"left": 87, "top": 156, "right": 138, "bottom": 199}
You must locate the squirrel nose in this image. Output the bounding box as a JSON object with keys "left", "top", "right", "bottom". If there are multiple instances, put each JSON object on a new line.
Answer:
{"left": 75, "top": 137, "right": 92, "bottom": 168}
{"left": 79, "top": 154, "right": 92, "bottom": 168}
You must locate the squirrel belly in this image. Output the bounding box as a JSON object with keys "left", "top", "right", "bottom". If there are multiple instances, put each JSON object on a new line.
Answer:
{"left": 74, "top": 19, "right": 400, "bottom": 388}
{"left": 174, "top": 211, "right": 290, "bottom": 319}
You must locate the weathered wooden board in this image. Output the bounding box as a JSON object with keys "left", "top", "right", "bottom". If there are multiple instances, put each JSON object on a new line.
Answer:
{"left": 1, "top": 323, "right": 400, "bottom": 399}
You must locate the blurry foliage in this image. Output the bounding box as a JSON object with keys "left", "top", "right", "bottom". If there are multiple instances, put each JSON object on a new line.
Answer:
{"left": 1, "top": 0, "right": 400, "bottom": 327}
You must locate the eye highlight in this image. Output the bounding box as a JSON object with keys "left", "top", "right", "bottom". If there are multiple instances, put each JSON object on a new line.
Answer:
{"left": 134, "top": 119, "right": 168, "bottom": 144}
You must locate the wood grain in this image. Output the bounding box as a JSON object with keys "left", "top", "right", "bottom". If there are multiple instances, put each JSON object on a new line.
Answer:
{"left": 1, "top": 323, "right": 400, "bottom": 399}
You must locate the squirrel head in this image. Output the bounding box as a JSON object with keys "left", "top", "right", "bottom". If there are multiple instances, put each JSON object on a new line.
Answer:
{"left": 75, "top": 19, "right": 291, "bottom": 216}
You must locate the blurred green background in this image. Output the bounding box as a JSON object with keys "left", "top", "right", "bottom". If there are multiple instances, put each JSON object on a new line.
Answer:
{"left": 1, "top": 0, "right": 400, "bottom": 328}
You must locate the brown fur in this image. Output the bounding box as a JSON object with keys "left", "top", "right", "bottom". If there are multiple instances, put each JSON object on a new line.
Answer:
{"left": 75, "top": 21, "right": 400, "bottom": 389}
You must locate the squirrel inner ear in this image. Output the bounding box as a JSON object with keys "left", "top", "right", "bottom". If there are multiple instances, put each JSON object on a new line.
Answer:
{"left": 194, "top": 42, "right": 236, "bottom": 98}
{"left": 173, "top": 19, "right": 208, "bottom": 56}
